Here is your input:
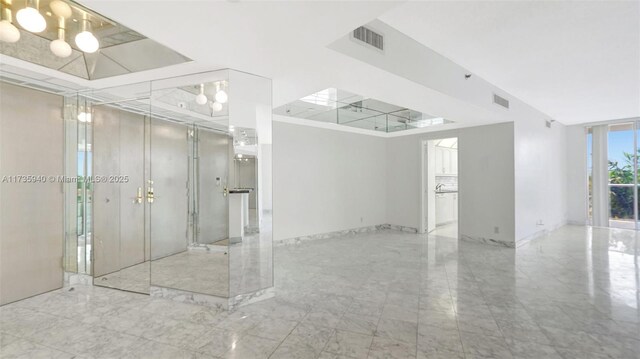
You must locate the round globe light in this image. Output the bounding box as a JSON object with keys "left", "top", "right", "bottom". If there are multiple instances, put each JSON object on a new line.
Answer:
{"left": 77, "top": 112, "right": 91, "bottom": 123}
{"left": 50, "top": 39, "right": 72, "bottom": 58}
{"left": 49, "top": 0, "right": 73, "bottom": 19}
{"left": 214, "top": 89, "right": 228, "bottom": 104}
{"left": 195, "top": 93, "right": 208, "bottom": 105}
{"left": 211, "top": 101, "right": 223, "bottom": 112}
{"left": 16, "top": 6, "right": 46, "bottom": 33}
{"left": 75, "top": 31, "right": 99, "bottom": 53}
{"left": 0, "top": 20, "right": 21, "bottom": 43}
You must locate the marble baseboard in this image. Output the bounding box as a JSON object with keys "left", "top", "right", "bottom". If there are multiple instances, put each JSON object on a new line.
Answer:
{"left": 379, "top": 224, "right": 419, "bottom": 233}
{"left": 150, "top": 286, "right": 229, "bottom": 310}
{"left": 275, "top": 224, "right": 419, "bottom": 246}
{"left": 229, "top": 287, "right": 275, "bottom": 311}
{"left": 150, "top": 285, "right": 274, "bottom": 312}
{"left": 460, "top": 234, "right": 515, "bottom": 248}
{"left": 63, "top": 272, "right": 93, "bottom": 287}
{"left": 188, "top": 244, "right": 227, "bottom": 253}
{"left": 275, "top": 225, "right": 384, "bottom": 246}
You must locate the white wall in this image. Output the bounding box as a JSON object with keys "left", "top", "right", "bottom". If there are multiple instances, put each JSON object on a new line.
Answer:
{"left": 513, "top": 110, "right": 569, "bottom": 243}
{"left": 273, "top": 115, "right": 572, "bottom": 246}
{"left": 566, "top": 125, "right": 588, "bottom": 224}
{"left": 272, "top": 117, "right": 387, "bottom": 240}
{"left": 387, "top": 123, "right": 516, "bottom": 245}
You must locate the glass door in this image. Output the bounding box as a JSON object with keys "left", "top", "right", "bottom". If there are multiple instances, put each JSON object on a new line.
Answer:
{"left": 607, "top": 122, "right": 638, "bottom": 229}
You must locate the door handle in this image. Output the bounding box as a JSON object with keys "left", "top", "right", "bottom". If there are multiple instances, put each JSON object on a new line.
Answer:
{"left": 134, "top": 187, "right": 143, "bottom": 204}
{"left": 147, "top": 187, "right": 154, "bottom": 203}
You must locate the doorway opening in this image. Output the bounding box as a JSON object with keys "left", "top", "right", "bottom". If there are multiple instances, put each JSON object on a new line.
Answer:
{"left": 420, "top": 137, "right": 459, "bottom": 238}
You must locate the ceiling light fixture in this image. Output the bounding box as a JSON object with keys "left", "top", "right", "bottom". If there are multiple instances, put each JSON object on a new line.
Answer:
{"left": 210, "top": 101, "right": 223, "bottom": 112}
{"left": 49, "top": 0, "right": 72, "bottom": 19}
{"left": 16, "top": 0, "right": 46, "bottom": 33}
{"left": 0, "top": 6, "right": 20, "bottom": 43}
{"left": 195, "top": 83, "right": 208, "bottom": 105}
{"left": 75, "top": 17, "right": 99, "bottom": 53}
{"left": 77, "top": 111, "right": 91, "bottom": 122}
{"left": 215, "top": 81, "right": 228, "bottom": 104}
{"left": 50, "top": 17, "right": 71, "bottom": 57}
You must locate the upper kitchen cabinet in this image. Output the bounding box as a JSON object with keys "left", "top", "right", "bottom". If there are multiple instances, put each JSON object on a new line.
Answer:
{"left": 435, "top": 145, "right": 458, "bottom": 175}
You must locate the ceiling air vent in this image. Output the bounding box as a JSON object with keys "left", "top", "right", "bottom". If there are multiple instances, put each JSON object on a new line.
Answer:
{"left": 353, "top": 26, "right": 384, "bottom": 51}
{"left": 493, "top": 94, "right": 510, "bottom": 109}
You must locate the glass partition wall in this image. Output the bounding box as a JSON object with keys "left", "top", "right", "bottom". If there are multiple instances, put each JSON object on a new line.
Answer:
{"left": 63, "top": 70, "right": 273, "bottom": 309}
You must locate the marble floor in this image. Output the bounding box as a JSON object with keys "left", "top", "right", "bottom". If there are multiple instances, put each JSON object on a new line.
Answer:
{"left": 431, "top": 221, "right": 458, "bottom": 239}
{"left": 1, "top": 225, "right": 639, "bottom": 358}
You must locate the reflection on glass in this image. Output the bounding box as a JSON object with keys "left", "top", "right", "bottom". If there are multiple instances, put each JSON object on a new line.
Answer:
{"left": 64, "top": 69, "right": 273, "bottom": 308}
{"left": 149, "top": 71, "right": 231, "bottom": 298}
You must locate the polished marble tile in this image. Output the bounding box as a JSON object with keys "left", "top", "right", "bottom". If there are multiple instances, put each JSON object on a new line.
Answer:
{"left": 324, "top": 330, "right": 373, "bottom": 358}
{"left": 0, "top": 225, "right": 638, "bottom": 359}
{"left": 368, "top": 336, "right": 416, "bottom": 359}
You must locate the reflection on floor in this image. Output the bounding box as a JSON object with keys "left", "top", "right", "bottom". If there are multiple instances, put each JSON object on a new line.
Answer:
{"left": 610, "top": 219, "right": 638, "bottom": 230}
{"left": 2, "top": 225, "right": 639, "bottom": 358}
{"left": 431, "top": 221, "right": 458, "bottom": 239}
{"left": 153, "top": 251, "right": 229, "bottom": 296}
{"left": 94, "top": 225, "right": 273, "bottom": 298}
{"left": 94, "top": 261, "right": 150, "bottom": 294}
{"left": 95, "top": 251, "right": 229, "bottom": 296}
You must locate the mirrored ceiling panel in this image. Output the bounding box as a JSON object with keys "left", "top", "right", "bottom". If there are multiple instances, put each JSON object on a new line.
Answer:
{"left": 274, "top": 88, "right": 452, "bottom": 133}
{"left": 0, "top": 0, "right": 190, "bottom": 80}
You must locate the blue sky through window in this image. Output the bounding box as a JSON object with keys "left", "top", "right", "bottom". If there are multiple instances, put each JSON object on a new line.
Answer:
{"left": 608, "top": 130, "right": 634, "bottom": 167}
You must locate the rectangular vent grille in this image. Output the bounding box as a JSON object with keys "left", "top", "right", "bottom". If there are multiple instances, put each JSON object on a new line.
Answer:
{"left": 353, "top": 26, "right": 384, "bottom": 51}
{"left": 493, "top": 94, "right": 510, "bottom": 109}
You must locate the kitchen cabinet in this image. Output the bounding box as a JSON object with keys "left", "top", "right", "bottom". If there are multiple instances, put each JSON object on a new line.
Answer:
{"left": 435, "top": 192, "right": 458, "bottom": 226}
{"left": 435, "top": 147, "right": 443, "bottom": 175}
{"left": 434, "top": 147, "right": 457, "bottom": 175}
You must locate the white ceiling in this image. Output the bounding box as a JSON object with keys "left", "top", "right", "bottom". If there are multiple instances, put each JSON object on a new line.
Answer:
{"left": 380, "top": 1, "right": 640, "bottom": 125}
{"left": 60, "top": 1, "right": 640, "bottom": 128}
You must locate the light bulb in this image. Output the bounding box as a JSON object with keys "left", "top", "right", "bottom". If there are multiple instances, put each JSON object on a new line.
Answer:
{"left": 49, "top": 0, "right": 72, "bottom": 19}
{"left": 16, "top": 6, "right": 46, "bottom": 33}
{"left": 50, "top": 39, "right": 72, "bottom": 57}
{"left": 77, "top": 112, "right": 91, "bottom": 122}
{"left": 211, "top": 101, "right": 223, "bottom": 112}
{"left": 195, "top": 84, "right": 208, "bottom": 105}
{"left": 75, "top": 30, "right": 99, "bottom": 53}
{"left": 215, "top": 89, "right": 228, "bottom": 104}
{"left": 0, "top": 20, "right": 20, "bottom": 43}
{"left": 196, "top": 93, "right": 208, "bottom": 105}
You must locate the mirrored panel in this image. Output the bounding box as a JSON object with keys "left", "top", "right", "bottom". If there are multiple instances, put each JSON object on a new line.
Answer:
{"left": 149, "top": 70, "right": 231, "bottom": 298}
{"left": 63, "top": 69, "right": 273, "bottom": 305}
{"left": 228, "top": 70, "right": 273, "bottom": 297}
{"left": 274, "top": 87, "right": 451, "bottom": 133}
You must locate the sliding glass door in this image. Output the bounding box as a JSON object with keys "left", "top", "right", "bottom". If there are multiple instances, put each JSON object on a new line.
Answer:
{"left": 607, "top": 122, "right": 638, "bottom": 229}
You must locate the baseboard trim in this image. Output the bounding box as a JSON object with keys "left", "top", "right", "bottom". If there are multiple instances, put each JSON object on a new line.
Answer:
{"left": 460, "top": 234, "right": 515, "bottom": 248}
{"left": 274, "top": 224, "right": 419, "bottom": 246}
